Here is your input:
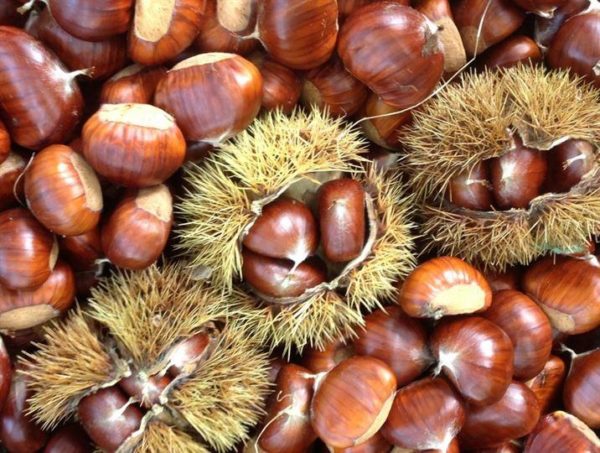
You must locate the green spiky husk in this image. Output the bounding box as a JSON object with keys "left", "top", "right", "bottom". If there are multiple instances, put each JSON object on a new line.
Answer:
{"left": 402, "top": 66, "right": 600, "bottom": 269}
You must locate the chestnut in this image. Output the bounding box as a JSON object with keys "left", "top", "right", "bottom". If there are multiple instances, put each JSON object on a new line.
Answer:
{"left": 483, "top": 290, "right": 553, "bottom": 380}
{"left": 44, "top": 424, "right": 92, "bottom": 453}
{"left": 0, "top": 26, "right": 83, "bottom": 150}
{"left": 166, "top": 332, "right": 211, "bottom": 376}
{"left": 447, "top": 161, "right": 493, "bottom": 210}
{"left": 0, "top": 0, "right": 26, "bottom": 27}
{"left": 353, "top": 306, "right": 431, "bottom": 386}
{"left": 360, "top": 93, "right": 412, "bottom": 150}
{"left": 534, "top": 0, "right": 589, "bottom": 48}
{"left": 381, "top": 377, "right": 465, "bottom": 451}
{"left": 513, "top": 0, "right": 566, "bottom": 16}
{"left": 430, "top": 317, "right": 514, "bottom": 405}
{"left": 490, "top": 138, "right": 548, "bottom": 209}
{"left": 523, "top": 411, "right": 600, "bottom": 452}
{"left": 452, "top": 0, "right": 526, "bottom": 56}
{"left": 523, "top": 255, "right": 600, "bottom": 335}
{"left": 77, "top": 386, "right": 143, "bottom": 452}
{"left": 327, "top": 432, "right": 391, "bottom": 453}
{"left": 243, "top": 197, "right": 318, "bottom": 267}
{"left": 482, "top": 266, "right": 521, "bottom": 292}
{"left": 397, "top": 256, "right": 492, "bottom": 318}
{"left": 119, "top": 373, "right": 171, "bottom": 409}
{"left": 48, "top": 0, "right": 133, "bottom": 42}
{"left": 0, "top": 260, "right": 75, "bottom": 331}
{"left": 477, "top": 35, "right": 543, "bottom": 70}
{"left": 0, "top": 119, "right": 8, "bottom": 164}
{"left": 301, "top": 57, "right": 368, "bottom": 117}
{"left": 563, "top": 348, "right": 600, "bottom": 428}
{"left": 338, "top": 2, "right": 444, "bottom": 110}
{"left": 302, "top": 338, "right": 355, "bottom": 374}
{"left": 154, "top": 53, "right": 263, "bottom": 144}
{"left": 317, "top": 178, "right": 366, "bottom": 263}
{"left": 128, "top": 0, "right": 206, "bottom": 65}
{"left": 545, "top": 139, "right": 596, "bottom": 193}
{"left": 258, "top": 364, "right": 317, "bottom": 453}
{"left": 100, "top": 64, "right": 166, "bottom": 105}
{"left": 0, "top": 208, "right": 57, "bottom": 291}
{"left": 459, "top": 381, "right": 541, "bottom": 449}
{"left": 82, "top": 103, "right": 186, "bottom": 187}
{"left": 0, "top": 337, "right": 10, "bottom": 412}
{"left": 311, "top": 356, "right": 397, "bottom": 449}
{"left": 59, "top": 227, "right": 103, "bottom": 271}
{"left": 338, "top": 0, "right": 410, "bottom": 18}
{"left": 101, "top": 184, "right": 173, "bottom": 270}
{"left": 250, "top": 55, "right": 302, "bottom": 114}
{"left": 525, "top": 355, "right": 566, "bottom": 414}
{"left": 24, "top": 144, "right": 103, "bottom": 237}
{"left": 242, "top": 250, "right": 327, "bottom": 299}
{"left": 0, "top": 152, "right": 26, "bottom": 211}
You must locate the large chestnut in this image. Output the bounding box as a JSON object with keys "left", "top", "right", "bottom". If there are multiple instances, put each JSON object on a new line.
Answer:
{"left": 563, "top": 348, "right": 600, "bottom": 428}
{"left": 154, "top": 53, "right": 262, "bottom": 144}
{"left": 311, "top": 356, "right": 397, "bottom": 449}
{"left": 0, "top": 152, "right": 26, "bottom": 211}
{"left": 525, "top": 355, "right": 566, "bottom": 414}
{"left": 447, "top": 161, "right": 493, "bottom": 210}
{"left": 0, "top": 208, "right": 57, "bottom": 290}
{"left": 398, "top": 256, "right": 492, "bottom": 318}
{"left": 523, "top": 411, "right": 600, "bottom": 452}
{"left": 82, "top": 103, "right": 186, "bottom": 187}
{"left": 338, "top": 2, "right": 444, "bottom": 110}
{"left": 0, "top": 26, "right": 83, "bottom": 150}
{"left": 430, "top": 317, "right": 514, "bottom": 405}
{"left": 100, "top": 64, "right": 166, "bottom": 105}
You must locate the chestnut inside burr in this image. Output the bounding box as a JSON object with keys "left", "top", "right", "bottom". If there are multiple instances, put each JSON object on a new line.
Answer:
{"left": 240, "top": 174, "right": 376, "bottom": 303}
{"left": 445, "top": 135, "right": 597, "bottom": 212}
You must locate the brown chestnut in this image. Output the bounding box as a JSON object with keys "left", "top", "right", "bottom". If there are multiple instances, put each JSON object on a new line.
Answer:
{"left": 0, "top": 0, "right": 26, "bottom": 27}
{"left": 398, "top": 256, "right": 492, "bottom": 318}
{"left": 302, "top": 338, "right": 355, "bottom": 374}
{"left": 0, "top": 119, "right": 8, "bottom": 164}
{"left": 119, "top": 373, "right": 171, "bottom": 409}
{"left": 0, "top": 337, "right": 10, "bottom": 413}
{"left": 545, "top": 139, "right": 596, "bottom": 193}
{"left": 523, "top": 411, "right": 600, "bottom": 452}
{"left": 477, "top": 35, "right": 543, "bottom": 70}
{"left": 166, "top": 332, "right": 212, "bottom": 376}
{"left": 44, "top": 424, "right": 92, "bottom": 453}
{"left": 563, "top": 348, "right": 600, "bottom": 428}
{"left": 447, "top": 161, "right": 493, "bottom": 210}
{"left": 82, "top": 103, "right": 186, "bottom": 187}
{"left": 513, "top": 0, "right": 566, "bottom": 16}
{"left": 360, "top": 93, "right": 412, "bottom": 150}
{"left": 327, "top": 432, "right": 391, "bottom": 453}
{"left": 59, "top": 227, "right": 103, "bottom": 271}
{"left": 100, "top": 64, "right": 166, "bottom": 105}
{"left": 0, "top": 152, "right": 26, "bottom": 211}
{"left": 525, "top": 355, "right": 566, "bottom": 414}
{"left": 534, "top": 0, "right": 589, "bottom": 49}
{"left": 482, "top": 266, "right": 521, "bottom": 292}
{"left": 250, "top": 55, "right": 302, "bottom": 114}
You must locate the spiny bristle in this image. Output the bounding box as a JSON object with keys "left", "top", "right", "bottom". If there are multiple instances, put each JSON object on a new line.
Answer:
{"left": 135, "top": 422, "right": 209, "bottom": 453}
{"left": 19, "top": 309, "right": 114, "bottom": 430}
{"left": 169, "top": 329, "right": 271, "bottom": 453}
{"left": 176, "top": 109, "right": 369, "bottom": 291}
{"left": 346, "top": 166, "right": 416, "bottom": 309}
{"left": 403, "top": 66, "right": 600, "bottom": 201}
{"left": 87, "top": 264, "right": 231, "bottom": 370}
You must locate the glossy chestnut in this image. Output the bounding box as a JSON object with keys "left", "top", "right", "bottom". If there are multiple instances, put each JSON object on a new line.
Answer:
{"left": 338, "top": 0, "right": 410, "bottom": 18}
{"left": 545, "top": 139, "right": 596, "bottom": 193}
{"left": 360, "top": 93, "right": 412, "bottom": 150}
{"left": 525, "top": 355, "right": 566, "bottom": 414}
{"left": 523, "top": 411, "right": 600, "bottom": 452}
{"left": 430, "top": 317, "right": 514, "bottom": 405}
{"left": 250, "top": 55, "right": 302, "bottom": 114}
{"left": 447, "top": 161, "right": 493, "bottom": 210}
{"left": 477, "top": 35, "right": 542, "bottom": 70}
{"left": 44, "top": 424, "right": 92, "bottom": 453}
{"left": 563, "top": 348, "right": 600, "bottom": 428}
{"left": 166, "top": 332, "right": 212, "bottom": 376}
{"left": 482, "top": 266, "right": 521, "bottom": 292}
{"left": 397, "top": 256, "right": 492, "bottom": 318}
{"left": 0, "top": 0, "right": 26, "bottom": 27}
{"left": 302, "top": 338, "right": 355, "bottom": 374}
{"left": 534, "top": 0, "right": 589, "bottom": 48}
{"left": 0, "top": 152, "right": 26, "bottom": 211}
{"left": 59, "top": 227, "right": 103, "bottom": 271}
{"left": 119, "top": 373, "right": 171, "bottom": 409}
{"left": 100, "top": 64, "right": 166, "bottom": 105}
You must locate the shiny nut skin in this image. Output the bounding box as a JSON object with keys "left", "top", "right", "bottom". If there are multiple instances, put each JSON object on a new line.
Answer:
{"left": 381, "top": 377, "right": 465, "bottom": 450}
{"left": 0, "top": 152, "right": 26, "bottom": 211}
{"left": 83, "top": 103, "right": 186, "bottom": 187}
{"left": 101, "top": 185, "right": 173, "bottom": 270}
{"left": 77, "top": 386, "right": 143, "bottom": 452}
{"left": 166, "top": 332, "right": 211, "bottom": 376}
{"left": 317, "top": 178, "right": 366, "bottom": 263}
{"left": 353, "top": 306, "right": 431, "bottom": 386}
{"left": 100, "top": 64, "right": 166, "bottom": 105}
{"left": 251, "top": 56, "right": 302, "bottom": 114}
{"left": 44, "top": 424, "right": 92, "bottom": 453}
{"left": 477, "top": 35, "right": 542, "bottom": 70}
{"left": 360, "top": 93, "right": 412, "bottom": 150}
{"left": 459, "top": 381, "right": 541, "bottom": 449}
{"left": 119, "top": 373, "right": 171, "bottom": 409}
{"left": 513, "top": 0, "right": 566, "bottom": 15}
{"left": 302, "top": 338, "right": 355, "bottom": 374}
{"left": 534, "top": 0, "right": 589, "bottom": 48}
{"left": 546, "top": 139, "right": 596, "bottom": 193}
{"left": 0, "top": 0, "right": 26, "bottom": 27}
{"left": 563, "top": 349, "right": 600, "bottom": 428}
{"left": 397, "top": 256, "right": 492, "bottom": 318}
{"left": 327, "top": 432, "right": 391, "bottom": 453}
{"left": 483, "top": 290, "right": 553, "bottom": 380}
{"left": 483, "top": 266, "right": 521, "bottom": 292}
{"left": 0, "top": 208, "right": 57, "bottom": 290}
{"left": 154, "top": 53, "right": 262, "bottom": 144}
{"left": 338, "top": 2, "right": 444, "bottom": 110}
{"left": 24, "top": 144, "right": 103, "bottom": 236}
{"left": 59, "top": 227, "right": 103, "bottom": 271}
{"left": 525, "top": 355, "right": 566, "bottom": 414}
{"left": 430, "top": 317, "right": 514, "bottom": 406}
{"left": 523, "top": 411, "right": 600, "bottom": 452}
{"left": 0, "top": 119, "right": 8, "bottom": 164}
{"left": 0, "top": 337, "right": 10, "bottom": 412}
{"left": 447, "top": 161, "right": 493, "bottom": 211}
{"left": 311, "top": 356, "right": 397, "bottom": 449}
{"left": 0, "top": 26, "right": 83, "bottom": 150}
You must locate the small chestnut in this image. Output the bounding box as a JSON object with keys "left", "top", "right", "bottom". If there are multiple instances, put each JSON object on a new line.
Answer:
{"left": 447, "top": 161, "right": 493, "bottom": 210}
{"left": 482, "top": 266, "right": 521, "bottom": 292}
{"left": 563, "top": 348, "right": 600, "bottom": 428}
{"left": 302, "top": 338, "right": 355, "bottom": 374}
{"left": 0, "top": 152, "right": 26, "bottom": 211}
{"left": 477, "top": 35, "right": 542, "bottom": 70}
{"left": 525, "top": 355, "right": 566, "bottom": 414}
{"left": 523, "top": 411, "right": 600, "bottom": 452}
{"left": 59, "top": 227, "right": 103, "bottom": 271}
{"left": 249, "top": 55, "right": 302, "bottom": 114}
{"left": 360, "top": 93, "right": 413, "bottom": 150}
{"left": 44, "top": 424, "right": 92, "bottom": 453}
{"left": 166, "top": 332, "right": 212, "bottom": 377}
{"left": 100, "top": 64, "right": 166, "bottom": 105}
{"left": 119, "top": 373, "right": 171, "bottom": 409}
{"left": 545, "top": 139, "right": 596, "bottom": 193}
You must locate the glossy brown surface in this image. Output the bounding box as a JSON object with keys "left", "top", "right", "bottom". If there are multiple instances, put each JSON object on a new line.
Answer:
{"left": 0, "top": 26, "right": 83, "bottom": 150}
{"left": 154, "top": 53, "right": 262, "bottom": 143}
{"left": 525, "top": 355, "right": 566, "bottom": 414}
{"left": 25, "top": 145, "right": 103, "bottom": 236}
{"left": 338, "top": 0, "right": 410, "bottom": 18}
{"left": 317, "top": 178, "right": 366, "bottom": 263}
{"left": 523, "top": 411, "right": 600, "bottom": 452}
{"left": 0, "top": 0, "right": 26, "bottom": 27}
{"left": 547, "top": 9, "right": 600, "bottom": 87}
{"left": 513, "top": 0, "right": 566, "bottom": 14}
{"left": 77, "top": 386, "right": 143, "bottom": 452}
{"left": 100, "top": 65, "right": 166, "bottom": 104}
{"left": 102, "top": 185, "right": 173, "bottom": 270}
{"left": 360, "top": 93, "right": 412, "bottom": 150}
{"left": 523, "top": 256, "right": 600, "bottom": 335}
{"left": 166, "top": 332, "right": 211, "bottom": 376}
{"left": 546, "top": 139, "right": 596, "bottom": 193}
{"left": 302, "top": 338, "right": 355, "bottom": 374}
{"left": 382, "top": 377, "right": 465, "bottom": 450}
{"left": 490, "top": 140, "right": 548, "bottom": 209}
{"left": 453, "top": 0, "right": 526, "bottom": 56}
{"left": 477, "top": 35, "right": 542, "bottom": 70}
{"left": 44, "top": 424, "right": 92, "bottom": 453}
{"left": 83, "top": 103, "right": 186, "bottom": 187}
{"left": 483, "top": 267, "right": 521, "bottom": 292}
{"left": 563, "top": 349, "right": 600, "bottom": 428}
{"left": 48, "top": 0, "right": 133, "bottom": 41}
{"left": 534, "top": 0, "right": 589, "bottom": 48}
{"left": 0, "top": 119, "right": 8, "bottom": 164}
{"left": 59, "top": 227, "right": 103, "bottom": 271}
{"left": 0, "top": 152, "right": 26, "bottom": 211}
{"left": 243, "top": 197, "right": 318, "bottom": 265}
{"left": 483, "top": 290, "right": 552, "bottom": 380}
{"left": 302, "top": 57, "right": 368, "bottom": 117}
{"left": 0, "top": 260, "right": 75, "bottom": 330}
{"left": 129, "top": 0, "right": 206, "bottom": 65}
{"left": 430, "top": 317, "right": 514, "bottom": 405}
{"left": 0, "top": 208, "right": 57, "bottom": 290}
{"left": 339, "top": 2, "right": 444, "bottom": 110}
{"left": 259, "top": 364, "right": 317, "bottom": 453}
{"left": 353, "top": 306, "right": 431, "bottom": 386}
{"left": 311, "top": 356, "right": 397, "bottom": 449}
{"left": 0, "top": 337, "right": 10, "bottom": 412}
{"left": 242, "top": 250, "right": 327, "bottom": 299}
{"left": 26, "top": 8, "right": 127, "bottom": 80}
{"left": 254, "top": 57, "right": 302, "bottom": 113}
{"left": 119, "top": 374, "right": 171, "bottom": 409}
{"left": 398, "top": 256, "right": 492, "bottom": 318}
{"left": 258, "top": 0, "right": 338, "bottom": 70}
{"left": 447, "top": 161, "right": 493, "bottom": 210}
